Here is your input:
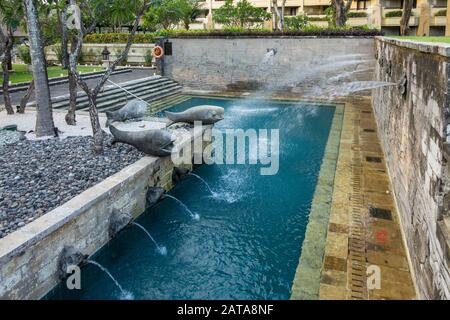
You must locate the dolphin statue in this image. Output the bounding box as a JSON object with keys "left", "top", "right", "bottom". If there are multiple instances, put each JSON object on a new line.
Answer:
{"left": 165, "top": 105, "right": 224, "bottom": 126}
{"left": 105, "top": 99, "right": 148, "bottom": 127}
{"left": 109, "top": 124, "right": 175, "bottom": 157}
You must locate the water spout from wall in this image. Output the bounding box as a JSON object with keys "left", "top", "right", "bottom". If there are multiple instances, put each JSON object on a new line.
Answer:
{"left": 86, "top": 260, "right": 134, "bottom": 300}
{"left": 187, "top": 172, "right": 216, "bottom": 197}
{"left": 131, "top": 222, "right": 167, "bottom": 255}
{"left": 163, "top": 194, "right": 200, "bottom": 220}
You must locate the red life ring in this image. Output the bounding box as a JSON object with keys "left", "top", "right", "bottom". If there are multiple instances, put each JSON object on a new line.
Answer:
{"left": 152, "top": 45, "right": 164, "bottom": 58}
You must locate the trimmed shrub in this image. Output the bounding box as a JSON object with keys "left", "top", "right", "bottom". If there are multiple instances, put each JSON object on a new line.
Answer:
{"left": 347, "top": 11, "right": 368, "bottom": 18}
{"left": 166, "top": 27, "right": 383, "bottom": 37}
{"left": 385, "top": 10, "right": 403, "bottom": 18}
{"left": 309, "top": 16, "right": 328, "bottom": 21}
{"left": 84, "top": 33, "right": 155, "bottom": 44}
{"left": 16, "top": 45, "right": 31, "bottom": 65}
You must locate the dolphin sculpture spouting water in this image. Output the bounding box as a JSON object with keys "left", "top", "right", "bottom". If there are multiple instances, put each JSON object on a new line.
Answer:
{"left": 165, "top": 105, "right": 224, "bottom": 126}
{"left": 105, "top": 99, "right": 148, "bottom": 127}
{"left": 109, "top": 124, "right": 175, "bottom": 157}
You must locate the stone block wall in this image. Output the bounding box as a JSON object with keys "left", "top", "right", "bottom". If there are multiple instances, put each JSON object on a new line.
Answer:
{"left": 372, "top": 37, "right": 450, "bottom": 299}
{"left": 45, "top": 43, "right": 154, "bottom": 66}
{"left": 164, "top": 37, "right": 375, "bottom": 93}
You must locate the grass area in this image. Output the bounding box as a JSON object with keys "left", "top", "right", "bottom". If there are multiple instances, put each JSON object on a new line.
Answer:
{"left": 389, "top": 36, "right": 450, "bottom": 44}
{"left": 1, "top": 64, "right": 104, "bottom": 85}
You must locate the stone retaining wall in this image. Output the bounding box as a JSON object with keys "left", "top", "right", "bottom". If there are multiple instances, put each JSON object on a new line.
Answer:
{"left": 45, "top": 43, "right": 154, "bottom": 66}
{"left": 0, "top": 126, "right": 205, "bottom": 299}
{"left": 372, "top": 37, "right": 450, "bottom": 299}
{"left": 164, "top": 37, "right": 375, "bottom": 93}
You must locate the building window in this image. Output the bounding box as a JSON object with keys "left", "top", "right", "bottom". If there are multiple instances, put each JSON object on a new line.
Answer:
{"left": 384, "top": 0, "right": 416, "bottom": 9}
{"left": 357, "top": 0, "right": 369, "bottom": 10}
{"left": 435, "top": 0, "right": 446, "bottom": 8}
{"left": 285, "top": 7, "right": 298, "bottom": 16}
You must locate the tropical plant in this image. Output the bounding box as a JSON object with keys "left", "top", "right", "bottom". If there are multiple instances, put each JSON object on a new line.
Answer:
{"left": 144, "top": 49, "right": 153, "bottom": 66}
{"left": 176, "top": 0, "right": 202, "bottom": 30}
{"left": 213, "top": 0, "right": 270, "bottom": 29}
{"left": 93, "top": 0, "right": 141, "bottom": 31}
{"left": 17, "top": 45, "right": 32, "bottom": 65}
{"left": 284, "top": 14, "right": 310, "bottom": 30}
{"left": 143, "top": 0, "right": 183, "bottom": 30}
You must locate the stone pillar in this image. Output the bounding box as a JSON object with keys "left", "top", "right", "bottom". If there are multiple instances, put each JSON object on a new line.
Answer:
{"left": 446, "top": 0, "right": 450, "bottom": 36}
{"left": 417, "top": 1, "right": 431, "bottom": 36}
{"left": 370, "top": 2, "right": 383, "bottom": 30}
{"left": 155, "top": 37, "right": 165, "bottom": 76}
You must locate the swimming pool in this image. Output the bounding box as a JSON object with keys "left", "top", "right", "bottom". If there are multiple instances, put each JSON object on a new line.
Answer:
{"left": 46, "top": 96, "right": 337, "bottom": 300}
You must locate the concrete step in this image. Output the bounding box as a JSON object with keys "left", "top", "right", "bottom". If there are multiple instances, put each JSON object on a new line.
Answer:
{"left": 79, "top": 85, "right": 182, "bottom": 112}
{"left": 51, "top": 80, "right": 176, "bottom": 109}
{"left": 79, "top": 84, "right": 182, "bottom": 111}
{"left": 48, "top": 76, "right": 171, "bottom": 106}
{"left": 27, "top": 76, "right": 182, "bottom": 112}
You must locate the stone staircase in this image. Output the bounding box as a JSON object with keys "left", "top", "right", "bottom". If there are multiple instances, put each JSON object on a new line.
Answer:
{"left": 27, "top": 75, "right": 182, "bottom": 113}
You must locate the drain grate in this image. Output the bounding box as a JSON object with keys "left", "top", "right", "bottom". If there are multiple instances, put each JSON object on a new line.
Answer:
{"left": 366, "top": 156, "right": 382, "bottom": 163}
{"left": 362, "top": 111, "right": 372, "bottom": 114}
{"left": 363, "top": 129, "right": 375, "bottom": 133}
{"left": 369, "top": 207, "right": 393, "bottom": 220}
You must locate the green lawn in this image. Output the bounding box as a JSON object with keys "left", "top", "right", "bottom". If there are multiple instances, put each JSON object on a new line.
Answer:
{"left": 389, "top": 36, "right": 450, "bottom": 44}
{"left": 1, "top": 64, "right": 104, "bottom": 85}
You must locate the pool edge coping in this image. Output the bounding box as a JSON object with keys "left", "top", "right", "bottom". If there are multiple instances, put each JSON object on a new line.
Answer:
{"left": 290, "top": 103, "right": 345, "bottom": 300}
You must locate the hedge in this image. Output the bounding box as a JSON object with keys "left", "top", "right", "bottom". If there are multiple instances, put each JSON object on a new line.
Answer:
{"left": 309, "top": 17, "right": 328, "bottom": 21}
{"left": 164, "top": 27, "right": 383, "bottom": 37}
{"left": 385, "top": 10, "right": 403, "bottom": 18}
{"left": 347, "top": 11, "right": 368, "bottom": 18}
{"left": 83, "top": 33, "right": 155, "bottom": 44}
{"left": 82, "top": 28, "right": 383, "bottom": 44}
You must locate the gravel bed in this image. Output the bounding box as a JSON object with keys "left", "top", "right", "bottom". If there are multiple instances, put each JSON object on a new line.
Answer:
{"left": 0, "top": 130, "right": 26, "bottom": 146}
{"left": 0, "top": 135, "right": 144, "bottom": 239}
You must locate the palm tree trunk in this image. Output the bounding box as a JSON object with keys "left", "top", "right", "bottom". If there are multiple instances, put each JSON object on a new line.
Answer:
{"left": 2, "top": 48, "right": 14, "bottom": 114}
{"left": 24, "top": 0, "right": 55, "bottom": 137}
{"left": 19, "top": 79, "right": 34, "bottom": 113}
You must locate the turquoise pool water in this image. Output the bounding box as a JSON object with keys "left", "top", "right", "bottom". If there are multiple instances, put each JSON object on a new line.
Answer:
{"left": 46, "top": 97, "right": 335, "bottom": 300}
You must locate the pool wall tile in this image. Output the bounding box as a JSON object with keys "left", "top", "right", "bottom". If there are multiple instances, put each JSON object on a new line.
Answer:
{"left": 290, "top": 105, "right": 344, "bottom": 300}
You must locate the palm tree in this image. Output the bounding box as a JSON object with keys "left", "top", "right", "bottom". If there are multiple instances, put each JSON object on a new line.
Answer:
{"left": 23, "top": 0, "right": 55, "bottom": 136}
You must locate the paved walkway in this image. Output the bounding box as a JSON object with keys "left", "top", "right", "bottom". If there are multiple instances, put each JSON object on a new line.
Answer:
{"left": 318, "top": 97, "right": 416, "bottom": 300}
{"left": 1, "top": 69, "right": 153, "bottom": 106}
